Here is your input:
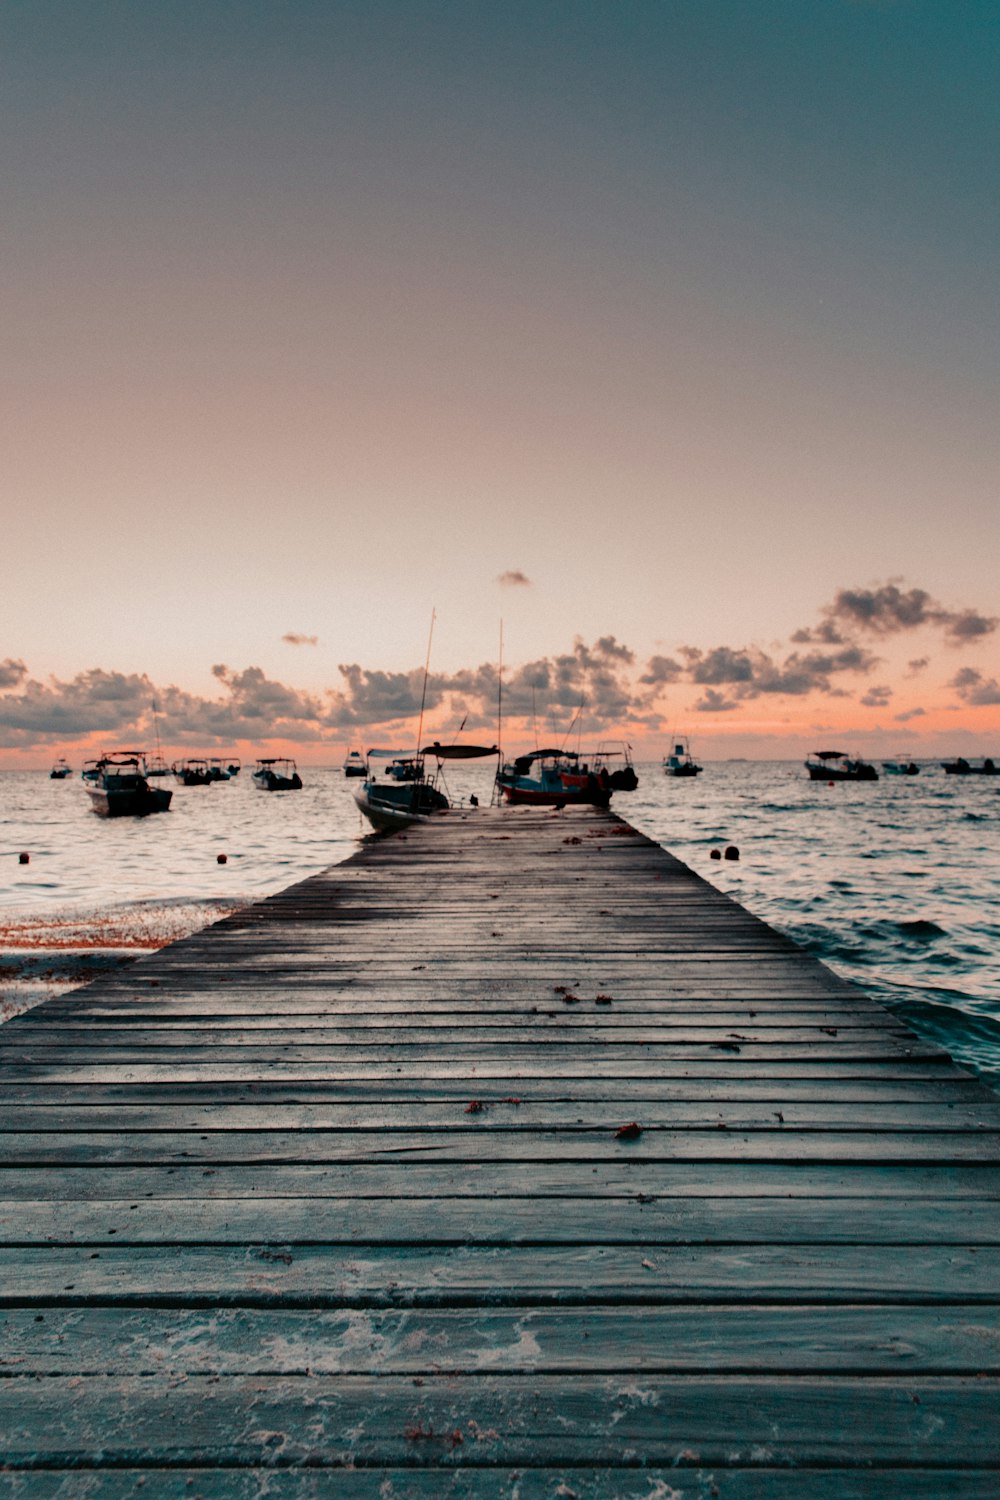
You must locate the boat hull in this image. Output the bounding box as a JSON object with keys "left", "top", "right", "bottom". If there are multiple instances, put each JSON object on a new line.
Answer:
{"left": 806, "top": 763, "right": 878, "bottom": 781}
{"left": 252, "top": 772, "right": 303, "bottom": 791}
{"left": 87, "top": 786, "right": 172, "bottom": 817}
{"left": 354, "top": 782, "right": 448, "bottom": 831}
{"left": 499, "top": 782, "right": 611, "bottom": 808}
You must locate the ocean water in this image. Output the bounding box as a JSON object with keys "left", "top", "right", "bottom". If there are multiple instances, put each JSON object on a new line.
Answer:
{"left": 1, "top": 761, "right": 998, "bottom": 1086}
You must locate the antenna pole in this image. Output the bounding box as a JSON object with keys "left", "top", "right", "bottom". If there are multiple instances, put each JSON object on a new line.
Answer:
{"left": 415, "top": 608, "right": 435, "bottom": 755}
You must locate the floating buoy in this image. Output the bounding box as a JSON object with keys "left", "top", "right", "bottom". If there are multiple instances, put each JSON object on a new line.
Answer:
{"left": 217, "top": 853, "right": 228, "bottom": 864}
{"left": 724, "top": 845, "right": 740, "bottom": 861}
{"left": 18, "top": 851, "right": 29, "bottom": 865}
{"left": 709, "top": 848, "right": 721, "bottom": 861}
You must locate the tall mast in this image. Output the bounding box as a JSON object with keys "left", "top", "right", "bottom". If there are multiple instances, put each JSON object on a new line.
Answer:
{"left": 497, "top": 618, "right": 504, "bottom": 756}
{"left": 415, "top": 608, "right": 435, "bottom": 755}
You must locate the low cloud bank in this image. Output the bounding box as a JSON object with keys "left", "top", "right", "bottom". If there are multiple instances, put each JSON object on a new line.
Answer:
{"left": 2, "top": 579, "right": 995, "bottom": 750}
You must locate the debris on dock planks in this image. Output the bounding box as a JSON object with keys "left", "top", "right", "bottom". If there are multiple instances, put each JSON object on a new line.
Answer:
{"left": 1, "top": 804, "right": 998, "bottom": 1495}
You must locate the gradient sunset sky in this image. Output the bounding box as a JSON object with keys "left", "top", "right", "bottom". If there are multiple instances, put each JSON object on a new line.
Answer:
{"left": 3, "top": 1, "right": 998, "bottom": 761}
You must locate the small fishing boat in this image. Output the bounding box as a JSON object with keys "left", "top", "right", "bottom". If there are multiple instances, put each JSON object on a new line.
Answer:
{"left": 663, "top": 738, "right": 702, "bottom": 777}
{"left": 343, "top": 749, "right": 367, "bottom": 778}
{"left": 942, "top": 757, "right": 998, "bottom": 776}
{"left": 355, "top": 743, "right": 499, "bottom": 831}
{"left": 206, "top": 758, "right": 231, "bottom": 781}
{"left": 86, "top": 754, "right": 172, "bottom": 817}
{"left": 496, "top": 748, "right": 614, "bottom": 808}
{"left": 144, "top": 756, "right": 170, "bottom": 778}
{"left": 226, "top": 759, "right": 242, "bottom": 777}
{"left": 49, "top": 758, "right": 72, "bottom": 779}
{"left": 252, "top": 757, "right": 303, "bottom": 791}
{"left": 173, "top": 758, "right": 213, "bottom": 786}
{"left": 805, "top": 750, "right": 878, "bottom": 782}
{"left": 882, "top": 758, "right": 920, "bottom": 776}
{"left": 80, "top": 759, "right": 102, "bottom": 784}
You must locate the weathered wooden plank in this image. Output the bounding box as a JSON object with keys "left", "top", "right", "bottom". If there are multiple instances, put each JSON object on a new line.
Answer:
{"left": 2, "top": 1129, "right": 998, "bottom": 1170}
{"left": 0, "top": 1075, "right": 986, "bottom": 1105}
{"left": 2, "top": 1375, "right": 997, "bottom": 1466}
{"left": 5, "top": 1304, "right": 1000, "bottom": 1375}
{"left": 2, "top": 1195, "right": 997, "bottom": 1244}
{"left": 2, "top": 1469, "right": 995, "bottom": 1499}
{"left": 2, "top": 1161, "right": 998, "bottom": 1204}
{"left": 3, "top": 1128, "right": 995, "bottom": 1164}
{"left": 1, "top": 1099, "right": 994, "bottom": 1132}
{"left": 4, "top": 1242, "right": 996, "bottom": 1307}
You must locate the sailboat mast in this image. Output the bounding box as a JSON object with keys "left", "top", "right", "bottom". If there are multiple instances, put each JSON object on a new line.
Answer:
{"left": 415, "top": 608, "right": 436, "bottom": 755}
{"left": 497, "top": 619, "right": 504, "bottom": 756}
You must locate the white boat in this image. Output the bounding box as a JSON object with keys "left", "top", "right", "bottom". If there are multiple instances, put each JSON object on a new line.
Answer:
{"left": 663, "top": 738, "right": 702, "bottom": 777}
{"left": 86, "top": 754, "right": 172, "bottom": 817}
{"left": 343, "top": 749, "right": 366, "bottom": 778}
{"left": 882, "top": 758, "right": 920, "bottom": 776}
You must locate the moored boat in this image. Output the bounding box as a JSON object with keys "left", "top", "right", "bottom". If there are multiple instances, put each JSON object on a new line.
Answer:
{"left": 805, "top": 750, "right": 878, "bottom": 782}
{"left": 86, "top": 754, "right": 172, "bottom": 817}
{"left": 355, "top": 742, "right": 499, "bottom": 831}
{"left": 663, "top": 738, "right": 702, "bottom": 777}
{"left": 173, "top": 758, "right": 213, "bottom": 786}
{"left": 343, "top": 749, "right": 367, "bottom": 778}
{"left": 49, "top": 758, "right": 72, "bottom": 779}
{"left": 226, "top": 759, "right": 242, "bottom": 777}
{"left": 144, "top": 756, "right": 170, "bottom": 778}
{"left": 942, "top": 756, "right": 998, "bottom": 776}
{"left": 495, "top": 748, "right": 613, "bottom": 808}
{"left": 882, "top": 758, "right": 920, "bottom": 776}
{"left": 80, "top": 759, "right": 102, "bottom": 784}
{"left": 206, "top": 758, "right": 231, "bottom": 781}
{"left": 252, "top": 757, "right": 303, "bottom": 791}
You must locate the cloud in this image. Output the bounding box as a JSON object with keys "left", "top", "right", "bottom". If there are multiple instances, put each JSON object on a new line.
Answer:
{"left": 894, "top": 707, "right": 926, "bottom": 722}
{"left": 0, "top": 658, "right": 28, "bottom": 688}
{"left": 860, "top": 684, "right": 893, "bottom": 708}
{"left": 942, "top": 609, "right": 997, "bottom": 646}
{"left": 796, "top": 581, "right": 997, "bottom": 648}
{"left": 0, "top": 668, "right": 155, "bottom": 748}
{"left": 638, "top": 654, "right": 683, "bottom": 686}
{"left": 667, "top": 643, "right": 877, "bottom": 701}
{"left": 950, "top": 667, "right": 1000, "bottom": 707}
{"left": 907, "top": 658, "right": 929, "bottom": 676}
{"left": 694, "top": 688, "right": 739, "bottom": 713}
{"left": 497, "top": 570, "right": 531, "bottom": 587}
{"left": 282, "top": 633, "right": 319, "bottom": 646}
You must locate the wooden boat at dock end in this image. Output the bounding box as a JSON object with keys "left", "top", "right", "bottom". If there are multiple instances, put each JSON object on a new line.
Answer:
{"left": 355, "top": 742, "right": 499, "bottom": 831}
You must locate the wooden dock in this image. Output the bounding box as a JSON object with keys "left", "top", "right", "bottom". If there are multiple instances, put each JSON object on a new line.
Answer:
{"left": 1, "top": 805, "right": 999, "bottom": 1496}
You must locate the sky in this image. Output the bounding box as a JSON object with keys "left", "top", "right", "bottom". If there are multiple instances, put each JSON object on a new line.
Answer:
{"left": 2, "top": 0, "right": 998, "bottom": 762}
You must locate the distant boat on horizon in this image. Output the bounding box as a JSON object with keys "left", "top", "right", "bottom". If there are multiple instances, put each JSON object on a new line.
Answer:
{"left": 343, "top": 749, "right": 366, "bottom": 778}
{"left": 941, "top": 756, "right": 997, "bottom": 776}
{"left": 49, "top": 757, "right": 72, "bottom": 779}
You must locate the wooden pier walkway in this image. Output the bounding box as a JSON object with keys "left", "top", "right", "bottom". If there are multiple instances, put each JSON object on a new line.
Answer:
{"left": 1, "top": 805, "right": 999, "bottom": 1496}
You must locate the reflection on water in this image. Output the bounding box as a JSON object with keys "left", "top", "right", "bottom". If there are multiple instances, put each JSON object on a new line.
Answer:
{"left": 1, "top": 761, "right": 998, "bottom": 1083}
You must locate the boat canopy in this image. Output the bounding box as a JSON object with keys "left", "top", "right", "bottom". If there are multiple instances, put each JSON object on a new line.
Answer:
{"left": 420, "top": 742, "right": 500, "bottom": 760}
{"left": 366, "top": 748, "right": 412, "bottom": 759}
{"left": 514, "top": 748, "right": 580, "bottom": 764}
{"left": 812, "top": 750, "right": 847, "bottom": 759}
